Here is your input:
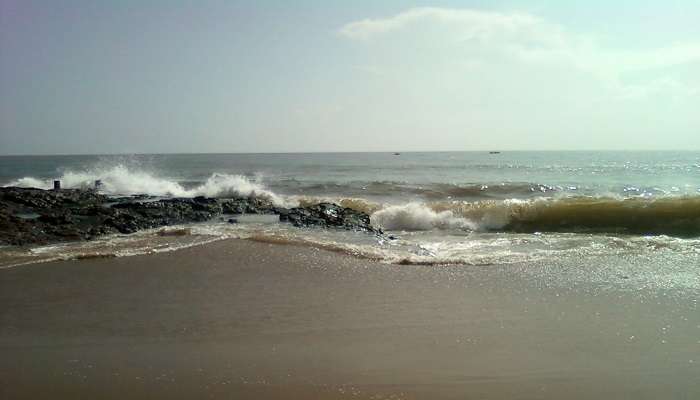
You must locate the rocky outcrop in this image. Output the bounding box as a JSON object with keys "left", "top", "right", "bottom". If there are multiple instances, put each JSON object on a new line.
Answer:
{"left": 280, "top": 203, "right": 373, "bottom": 232}
{"left": 0, "top": 187, "right": 379, "bottom": 246}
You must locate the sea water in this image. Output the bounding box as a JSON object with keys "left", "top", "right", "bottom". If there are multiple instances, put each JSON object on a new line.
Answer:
{"left": 1, "top": 151, "right": 699, "bottom": 278}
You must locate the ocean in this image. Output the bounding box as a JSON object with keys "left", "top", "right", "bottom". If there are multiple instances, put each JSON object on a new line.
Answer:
{"left": 2, "top": 151, "right": 700, "bottom": 275}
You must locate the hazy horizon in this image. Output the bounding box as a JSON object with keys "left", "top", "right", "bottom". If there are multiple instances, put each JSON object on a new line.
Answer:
{"left": 2, "top": 1, "right": 699, "bottom": 154}
{"left": 4, "top": 149, "right": 700, "bottom": 157}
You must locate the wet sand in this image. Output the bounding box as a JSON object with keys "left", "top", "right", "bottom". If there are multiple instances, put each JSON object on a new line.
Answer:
{"left": 1, "top": 239, "right": 699, "bottom": 399}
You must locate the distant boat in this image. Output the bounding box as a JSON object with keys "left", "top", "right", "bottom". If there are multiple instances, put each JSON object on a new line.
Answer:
{"left": 489, "top": 151, "right": 501, "bottom": 154}
{"left": 393, "top": 152, "right": 401, "bottom": 155}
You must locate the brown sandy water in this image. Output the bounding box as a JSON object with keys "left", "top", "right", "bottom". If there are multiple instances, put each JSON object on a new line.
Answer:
{"left": 1, "top": 239, "right": 699, "bottom": 399}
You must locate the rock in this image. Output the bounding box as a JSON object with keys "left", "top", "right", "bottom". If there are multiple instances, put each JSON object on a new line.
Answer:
{"left": 0, "top": 187, "right": 106, "bottom": 210}
{"left": 191, "top": 196, "right": 222, "bottom": 213}
{"left": 38, "top": 211, "right": 74, "bottom": 225}
{"left": 0, "top": 187, "right": 380, "bottom": 246}
{"left": 283, "top": 202, "right": 376, "bottom": 233}
{"left": 220, "top": 199, "right": 247, "bottom": 214}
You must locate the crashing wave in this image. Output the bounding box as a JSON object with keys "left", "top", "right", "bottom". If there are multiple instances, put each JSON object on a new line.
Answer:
{"left": 371, "top": 202, "right": 476, "bottom": 231}
{"left": 4, "top": 165, "right": 700, "bottom": 236}
{"left": 370, "top": 197, "right": 700, "bottom": 236}
{"left": 5, "top": 165, "right": 287, "bottom": 206}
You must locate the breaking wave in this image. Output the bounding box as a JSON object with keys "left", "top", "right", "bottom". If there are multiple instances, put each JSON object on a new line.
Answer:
{"left": 371, "top": 203, "right": 476, "bottom": 231}
{"left": 4, "top": 164, "right": 700, "bottom": 237}
{"left": 370, "top": 197, "right": 700, "bottom": 237}
{"left": 5, "top": 165, "right": 287, "bottom": 206}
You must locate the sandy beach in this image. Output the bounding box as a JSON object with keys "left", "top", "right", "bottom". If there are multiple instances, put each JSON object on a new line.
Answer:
{"left": 3, "top": 0, "right": 699, "bottom": 397}
{"left": 1, "top": 239, "right": 698, "bottom": 399}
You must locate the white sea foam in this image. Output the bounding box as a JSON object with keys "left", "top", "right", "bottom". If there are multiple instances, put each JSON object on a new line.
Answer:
{"left": 368, "top": 199, "right": 564, "bottom": 232}
{"left": 5, "top": 165, "right": 287, "bottom": 206}
{"left": 191, "top": 173, "right": 286, "bottom": 205}
{"left": 7, "top": 177, "right": 48, "bottom": 189}
{"left": 3, "top": 213, "right": 700, "bottom": 271}
{"left": 371, "top": 202, "right": 477, "bottom": 231}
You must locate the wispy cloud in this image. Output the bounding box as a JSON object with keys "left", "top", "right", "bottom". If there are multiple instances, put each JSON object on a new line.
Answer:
{"left": 339, "top": 7, "right": 542, "bottom": 41}
{"left": 338, "top": 7, "right": 700, "bottom": 99}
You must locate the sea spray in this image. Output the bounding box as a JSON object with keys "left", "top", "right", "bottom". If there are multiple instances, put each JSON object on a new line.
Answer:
{"left": 371, "top": 202, "right": 477, "bottom": 231}
{"left": 5, "top": 165, "right": 287, "bottom": 206}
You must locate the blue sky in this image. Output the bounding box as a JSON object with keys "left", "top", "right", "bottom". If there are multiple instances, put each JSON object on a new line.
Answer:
{"left": 1, "top": 0, "right": 699, "bottom": 154}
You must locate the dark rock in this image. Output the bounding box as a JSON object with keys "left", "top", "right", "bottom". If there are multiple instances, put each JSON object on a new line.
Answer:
{"left": 38, "top": 211, "right": 74, "bottom": 225}
{"left": 283, "top": 202, "right": 375, "bottom": 233}
{"left": 0, "top": 187, "right": 379, "bottom": 246}
{"left": 191, "top": 196, "right": 222, "bottom": 213}
{"left": 220, "top": 199, "right": 247, "bottom": 214}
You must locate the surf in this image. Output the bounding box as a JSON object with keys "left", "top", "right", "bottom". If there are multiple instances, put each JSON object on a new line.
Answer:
{"left": 372, "top": 197, "right": 700, "bottom": 237}
{"left": 5, "top": 164, "right": 287, "bottom": 206}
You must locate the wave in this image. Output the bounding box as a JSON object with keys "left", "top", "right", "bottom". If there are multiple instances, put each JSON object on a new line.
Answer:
{"left": 0, "top": 227, "right": 228, "bottom": 269}
{"left": 4, "top": 165, "right": 287, "bottom": 206}
{"left": 371, "top": 203, "right": 477, "bottom": 231}
{"left": 281, "top": 179, "right": 563, "bottom": 199}
{"left": 5, "top": 218, "right": 699, "bottom": 270}
{"left": 4, "top": 164, "right": 700, "bottom": 237}
{"left": 370, "top": 197, "right": 700, "bottom": 237}
{"left": 497, "top": 197, "right": 700, "bottom": 236}
{"left": 278, "top": 179, "right": 698, "bottom": 201}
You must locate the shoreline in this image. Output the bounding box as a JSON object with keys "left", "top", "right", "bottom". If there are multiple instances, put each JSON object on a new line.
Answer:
{"left": 1, "top": 239, "right": 699, "bottom": 399}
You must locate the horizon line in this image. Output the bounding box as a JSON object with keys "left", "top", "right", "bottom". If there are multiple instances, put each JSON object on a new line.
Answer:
{"left": 2, "top": 149, "right": 699, "bottom": 157}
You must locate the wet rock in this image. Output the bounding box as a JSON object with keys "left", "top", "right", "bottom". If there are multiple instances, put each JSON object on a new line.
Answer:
{"left": 220, "top": 199, "right": 247, "bottom": 214}
{"left": 192, "top": 196, "right": 222, "bottom": 213}
{"left": 38, "top": 210, "right": 78, "bottom": 225}
{"left": 0, "top": 187, "right": 106, "bottom": 210}
{"left": 245, "top": 198, "right": 276, "bottom": 214}
{"left": 284, "top": 202, "right": 376, "bottom": 233}
{"left": 0, "top": 187, "right": 379, "bottom": 246}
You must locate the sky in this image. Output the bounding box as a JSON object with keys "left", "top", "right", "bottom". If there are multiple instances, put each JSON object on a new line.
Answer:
{"left": 1, "top": 0, "right": 699, "bottom": 154}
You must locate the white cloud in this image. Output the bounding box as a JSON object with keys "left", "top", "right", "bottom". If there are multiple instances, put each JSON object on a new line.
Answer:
{"left": 338, "top": 7, "right": 700, "bottom": 100}
{"left": 338, "top": 7, "right": 543, "bottom": 41}
{"left": 328, "top": 7, "right": 700, "bottom": 149}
